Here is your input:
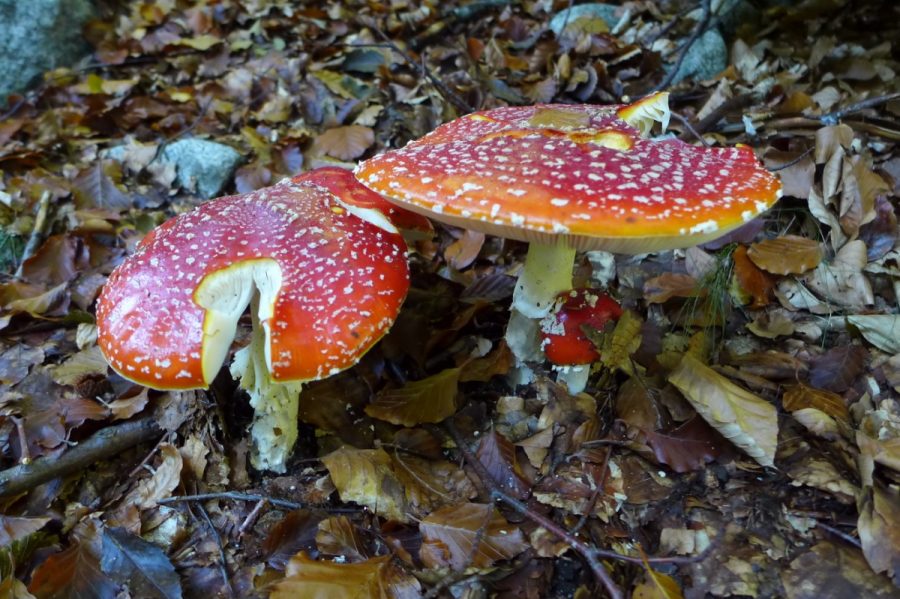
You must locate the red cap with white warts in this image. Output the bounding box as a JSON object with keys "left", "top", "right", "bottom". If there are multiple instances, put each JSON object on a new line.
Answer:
{"left": 96, "top": 177, "right": 410, "bottom": 390}
{"left": 355, "top": 93, "right": 781, "bottom": 253}
{"left": 540, "top": 289, "right": 622, "bottom": 366}
{"left": 293, "top": 167, "right": 433, "bottom": 238}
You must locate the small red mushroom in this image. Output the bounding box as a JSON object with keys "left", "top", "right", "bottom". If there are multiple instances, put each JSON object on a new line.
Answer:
{"left": 96, "top": 175, "right": 410, "bottom": 472}
{"left": 540, "top": 289, "right": 622, "bottom": 392}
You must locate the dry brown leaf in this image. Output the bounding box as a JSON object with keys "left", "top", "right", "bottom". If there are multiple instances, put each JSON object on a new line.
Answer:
{"left": 668, "top": 354, "right": 778, "bottom": 467}
{"left": 643, "top": 273, "right": 700, "bottom": 304}
{"left": 321, "top": 447, "right": 409, "bottom": 522}
{"left": 313, "top": 125, "right": 375, "bottom": 161}
{"left": 365, "top": 368, "right": 459, "bottom": 427}
{"left": 316, "top": 516, "right": 368, "bottom": 562}
{"left": 732, "top": 245, "right": 775, "bottom": 308}
{"left": 0, "top": 515, "right": 50, "bottom": 546}
{"left": 390, "top": 452, "right": 477, "bottom": 515}
{"left": 600, "top": 309, "right": 643, "bottom": 375}
{"left": 782, "top": 384, "right": 848, "bottom": 423}
{"left": 444, "top": 230, "right": 485, "bottom": 270}
{"left": 847, "top": 315, "right": 900, "bottom": 354}
{"left": 747, "top": 236, "right": 823, "bottom": 276}
{"left": 804, "top": 239, "right": 873, "bottom": 308}
{"left": 270, "top": 552, "right": 420, "bottom": 599}
{"left": 419, "top": 503, "right": 528, "bottom": 570}
{"left": 785, "top": 456, "right": 857, "bottom": 502}
{"left": 857, "top": 486, "right": 900, "bottom": 580}
{"left": 782, "top": 541, "right": 897, "bottom": 598}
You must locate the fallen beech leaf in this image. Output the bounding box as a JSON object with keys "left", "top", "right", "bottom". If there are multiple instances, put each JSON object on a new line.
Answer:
{"left": 847, "top": 315, "right": 900, "bottom": 354}
{"left": 857, "top": 486, "right": 900, "bottom": 580}
{"left": 782, "top": 384, "right": 848, "bottom": 423}
{"left": 316, "top": 516, "right": 368, "bottom": 562}
{"left": 859, "top": 196, "right": 898, "bottom": 261}
{"left": 634, "top": 551, "right": 684, "bottom": 599}
{"left": 782, "top": 541, "right": 898, "bottom": 598}
{"left": 365, "top": 368, "right": 459, "bottom": 427}
{"left": 804, "top": 240, "right": 873, "bottom": 308}
{"left": 263, "top": 510, "right": 322, "bottom": 569}
{"left": 643, "top": 273, "right": 699, "bottom": 304}
{"left": 0, "top": 516, "right": 50, "bottom": 546}
{"left": 747, "top": 235, "right": 823, "bottom": 275}
{"left": 732, "top": 245, "right": 774, "bottom": 308}
{"left": 668, "top": 354, "right": 778, "bottom": 467}
{"left": 792, "top": 408, "right": 841, "bottom": 440}
{"left": 809, "top": 345, "right": 867, "bottom": 393}
{"left": 785, "top": 457, "right": 857, "bottom": 502}
{"left": 321, "top": 447, "right": 409, "bottom": 522}
{"left": 107, "top": 387, "right": 150, "bottom": 421}
{"left": 391, "top": 453, "right": 477, "bottom": 515}
{"left": 643, "top": 415, "right": 724, "bottom": 473}
{"left": 270, "top": 552, "right": 421, "bottom": 599}
{"left": 599, "top": 309, "right": 643, "bottom": 375}
{"left": 51, "top": 346, "right": 109, "bottom": 387}
{"left": 313, "top": 125, "right": 375, "bottom": 161}
{"left": 746, "top": 309, "right": 794, "bottom": 338}
{"left": 444, "top": 230, "right": 485, "bottom": 270}
{"left": 29, "top": 520, "right": 117, "bottom": 599}
{"left": 100, "top": 527, "right": 182, "bottom": 599}
{"left": 419, "top": 503, "right": 528, "bottom": 570}
{"left": 459, "top": 341, "right": 513, "bottom": 382}
{"left": 616, "top": 376, "right": 664, "bottom": 431}
{"left": 475, "top": 430, "right": 531, "bottom": 499}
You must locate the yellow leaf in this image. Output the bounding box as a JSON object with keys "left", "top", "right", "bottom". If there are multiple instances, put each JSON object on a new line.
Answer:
{"left": 668, "top": 354, "right": 778, "bottom": 467}
{"left": 271, "top": 552, "right": 421, "bottom": 599}
{"left": 177, "top": 34, "right": 222, "bottom": 50}
{"left": 600, "top": 310, "right": 643, "bottom": 375}
{"left": 321, "top": 447, "right": 409, "bottom": 522}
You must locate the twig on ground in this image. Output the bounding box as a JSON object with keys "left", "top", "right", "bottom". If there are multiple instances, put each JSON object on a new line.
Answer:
{"left": 768, "top": 147, "right": 814, "bottom": 172}
{"left": 196, "top": 502, "right": 235, "bottom": 597}
{"left": 238, "top": 499, "right": 267, "bottom": 537}
{"left": 820, "top": 91, "right": 900, "bottom": 125}
{"left": 0, "top": 417, "right": 162, "bottom": 497}
{"left": 159, "top": 491, "right": 360, "bottom": 513}
{"left": 652, "top": 0, "right": 713, "bottom": 93}
{"left": 670, "top": 111, "right": 711, "bottom": 146}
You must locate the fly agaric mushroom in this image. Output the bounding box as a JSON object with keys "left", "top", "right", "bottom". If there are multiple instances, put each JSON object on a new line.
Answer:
{"left": 96, "top": 175, "right": 410, "bottom": 472}
{"left": 355, "top": 92, "right": 781, "bottom": 362}
{"left": 540, "top": 289, "right": 622, "bottom": 392}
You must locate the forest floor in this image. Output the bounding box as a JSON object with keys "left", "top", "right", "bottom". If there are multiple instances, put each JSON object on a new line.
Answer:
{"left": 1, "top": 1, "right": 900, "bottom": 598}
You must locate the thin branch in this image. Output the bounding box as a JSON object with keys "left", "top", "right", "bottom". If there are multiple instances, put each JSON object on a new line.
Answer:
{"left": 820, "top": 91, "right": 900, "bottom": 125}
{"left": 196, "top": 502, "right": 234, "bottom": 597}
{"left": 670, "top": 111, "right": 711, "bottom": 146}
{"left": 159, "top": 491, "right": 359, "bottom": 513}
{"left": 0, "top": 417, "right": 162, "bottom": 497}
{"left": 652, "top": 0, "right": 713, "bottom": 93}
{"left": 768, "top": 147, "right": 814, "bottom": 172}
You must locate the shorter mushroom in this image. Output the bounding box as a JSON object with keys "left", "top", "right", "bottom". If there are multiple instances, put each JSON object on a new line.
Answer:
{"left": 96, "top": 174, "right": 410, "bottom": 472}
{"left": 540, "top": 289, "right": 622, "bottom": 393}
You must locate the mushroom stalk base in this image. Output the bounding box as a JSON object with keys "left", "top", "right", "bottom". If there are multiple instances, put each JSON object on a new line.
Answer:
{"left": 555, "top": 365, "right": 591, "bottom": 395}
{"left": 231, "top": 303, "right": 302, "bottom": 473}
{"left": 507, "top": 243, "right": 576, "bottom": 364}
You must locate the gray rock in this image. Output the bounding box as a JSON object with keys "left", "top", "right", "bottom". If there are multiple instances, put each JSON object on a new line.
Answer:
{"left": 669, "top": 28, "right": 727, "bottom": 84}
{"left": 158, "top": 139, "right": 243, "bottom": 199}
{"left": 0, "top": 0, "right": 96, "bottom": 102}
{"left": 549, "top": 3, "right": 621, "bottom": 36}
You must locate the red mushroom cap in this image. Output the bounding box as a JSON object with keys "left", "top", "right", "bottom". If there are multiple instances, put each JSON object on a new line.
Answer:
{"left": 293, "top": 167, "right": 433, "bottom": 237}
{"left": 355, "top": 95, "right": 781, "bottom": 253}
{"left": 96, "top": 177, "right": 410, "bottom": 390}
{"left": 540, "top": 289, "right": 623, "bottom": 365}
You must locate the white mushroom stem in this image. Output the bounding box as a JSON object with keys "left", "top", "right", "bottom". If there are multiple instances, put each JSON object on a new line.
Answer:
{"left": 230, "top": 295, "right": 303, "bottom": 474}
{"left": 506, "top": 242, "right": 577, "bottom": 364}
{"left": 511, "top": 242, "right": 577, "bottom": 319}
{"left": 555, "top": 365, "right": 591, "bottom": 395}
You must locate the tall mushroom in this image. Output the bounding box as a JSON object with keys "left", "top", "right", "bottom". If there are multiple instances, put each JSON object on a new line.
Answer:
{"left": 355, "top": 93, "right": 781, "bottom": 365}
{"left": 96, "top": 174, "right": 410, "bottom": 472}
